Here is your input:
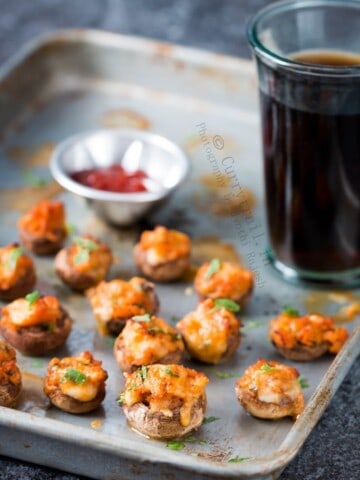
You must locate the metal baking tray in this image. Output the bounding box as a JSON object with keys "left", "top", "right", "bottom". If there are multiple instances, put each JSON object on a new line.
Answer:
{"left": 0, "top": 30, "right": 359, "bottom": 480}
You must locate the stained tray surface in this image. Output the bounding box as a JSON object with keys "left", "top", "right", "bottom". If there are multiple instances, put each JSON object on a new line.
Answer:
{"left": 0, "top": 30, "right": 359, "bottom": 480}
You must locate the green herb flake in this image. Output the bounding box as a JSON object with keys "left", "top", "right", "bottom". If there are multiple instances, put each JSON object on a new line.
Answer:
{"left": 64, "top": 368, "right": 87, "bottom": 385}
{"left": 166, "top": 440, "right": 185, "bottom": 451}
{"left": 214, "top": 371, "right": 239, "bottom": 379}
{"left": 117, "top": 392, "right": 125, "bottom": 405}
{"left": 6, "top": 247, "right": 24, "bottom": 270}
{"left": 43, "top": 323, "right": 55, "bottom": 332}
{"left": 260, "top": 363, "right": 274, "bottom": 373}
{"left": 132, "top": 313, "right": 151, "bottom": 323}
{"left": 137, "top": 365, "right": 148, "bottom": 382}
{"left": 199, "top": 439, "right": 208, "bottom": 445}
{"left": 31, "top": 359, "right": 44, "bottom": 368}
{"left": 202, "top": 416, "right": 220, "bottom": 425}
{"left": 147, "top": 326, "right": 182, "bottom": 341}
{"left": 73, "top": 248, "right": 90, "bottom": 265}
{"left": 214, "top": 298, "right": 240, "bottom": 312}
{"left": 204, "top": 258, "right": 221, "bottom": 280}
{"left": 228, "top": 456, "right": 251, "bottom": 463}
{"left": 170, "top": 315, "right": 180, "bottom": 324}
{"left": 65, "top": 223, "right": 74, "bottom": 234}
{"left": 283, "top": 305, "right": 300, "bottom": 317}
{"left": 25, "top": 290, "right": 40, "bottom": 307}
{"left": 298, "top": 375, "right": 310, "bottom": 389}
{"left": 22, "top": 170, "right": 48, "bottom": 188}
{"left": 105, "top": 336, "right": 116, "bottom": 348}
{"left": 165, "top": 367, "right": 180, "bottom": 378}
{"left": 73, "top": 237, "right": 99, "bottom": 251}
{"left": 240, "top": 320, "right": 263, "bottom": 332}
{"left": 184, "top": 435, "right": 197, "bottom": 443}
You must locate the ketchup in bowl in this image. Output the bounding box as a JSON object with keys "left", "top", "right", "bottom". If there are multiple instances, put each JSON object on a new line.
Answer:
{"left": 71, "top": 164, "right": 148, "bottom": 193}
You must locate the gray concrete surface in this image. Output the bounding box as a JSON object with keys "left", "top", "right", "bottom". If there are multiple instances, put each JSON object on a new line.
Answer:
{"left": 0, "top": 1, "right": 359, "bottom": 479}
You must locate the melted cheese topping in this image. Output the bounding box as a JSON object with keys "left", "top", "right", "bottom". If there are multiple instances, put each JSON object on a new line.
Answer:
{"left": 195, "top": 261, "right": 254, "bottom": 300}
{"left": 2, "top": 295, "right": 62, "bottom": 329}
{"left": 269, "top": 313, "right": 348, "bottom": 353}
{"left": 122, "top": 364, "right": 208, "bottom": 427}
{"left": 18, "top": 199, "right": 66, "bottom": 240}
{"left": 176, "top": 299, "right": 240, "bottom": 363}
{"left": 118, "top": 316, "right": 184, "bottom": 367}
{"left": 138, "top": 226, "right": 190, "bottom": 265}
{"left": 44, "top": 351, "right": 107, "bottom": 402}
{"left": 87, "top": 277, "right": 157, "bottom": 328}
{"left": 237, "top": 359, "right": 304, "bottom": 416}
{"left": 67, "top": 235, "right": 113, "bottom": 275}
{"left": 0, "top": 244, "right": 34, "bottom": 290}
{"left": 0, "top": 340, "right": 21, "bottom": 385}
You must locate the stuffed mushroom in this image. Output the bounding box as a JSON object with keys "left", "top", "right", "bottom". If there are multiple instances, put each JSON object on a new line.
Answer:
{"left": 44, "top": 351, "right": 108, "bottom": 414}
{"left": 119, "top": 364, "right": 208, "bottom": 439}
{"left": 0, "top": 243, "right": 36, "bottom": 301}
{"left": 17, "top": 199, "right": 67, "bottom": 255}
{"left": 55, "top": 235, "right": 113, "bottom": 291}
{"left": 0, "top": 291, "right": 72, "bottom": 356}
{"left": 0, "top": 340, "right": 22, "bottom": 408}
{"left": 87, "top": 277, "right": 159, "bottom": 336}
{"left": 133, "top": 225, "right": 191, "bottom": 282}
{"left": 114, "top": 314, "right": 184, "bottom": 372}
{"left": 176, "top": 298, "right": 241, "bottom": 364}
{"left": 269, "top": 309, "right": 349, "bottom": 361}
{"left": 194, "top": 259, "right": 254, "bottom": 308}
{"left": 236, "top": 359, "right": 304, "bottom": 420}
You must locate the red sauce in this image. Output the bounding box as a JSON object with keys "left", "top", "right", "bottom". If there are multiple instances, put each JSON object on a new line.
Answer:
{"left": 71, "top": 164, "right": 148, "bottom": 193}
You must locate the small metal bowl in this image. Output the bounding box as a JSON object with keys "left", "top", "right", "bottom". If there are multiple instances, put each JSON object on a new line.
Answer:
{"left": 50, "top": 129, "right": 190, "bottom": 226}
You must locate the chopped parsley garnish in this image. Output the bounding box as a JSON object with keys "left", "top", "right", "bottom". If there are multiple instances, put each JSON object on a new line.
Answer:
{"left": 31, "top": 359, "right": 44, "bottom": 368}
{"left": 214, "top": 298, "right": 240, "bottom": 312}
{"left": 42, "top": 323, "right": 55, "bottom": 332}
{"left": 199, "top": 439, "right": 208, "bottom": 445}
{"left": 6, "top": 247, "right": 24, "bottom": 270}
{"left": 65, "top": 223, "right": 74, "bottom": 234}
{"left": 204, "top": 258, "right": 221, "bottom": 280}
{"left": 214, "top": 371, "right": 239, "bottom": 379}
{"left": 105, "top": 336, "right": 116, "bottom": 348}
{"left": 260, "top": 363, "right": 274, "bottom": 373}
{"left": 25, "top": 290, "right": 40, "bottom": 306}
{"left": 170, "top": 315, "right": 180, "bottom": 324}
{"left": 137, "top": 365, "right": 148, "bottom": 382}
{"left": 165, "top": 367, "right": 180, "bottom": 378}
{"left": 240, "top": 320, "right": 263, "bottom": 332}
{"left": 73, "top": 237, "right": 99, "bottom": 265}
{"left": 202, "top": 416, "right": 220, "bottom": 425}
{"left": 147, "top": 327, "right": 182, "bottom": 341}
{"left": 117, "top": 392, "right": 125, "bottom": 405}
{"left": 166, "top": 440, "right": 185, "bottom": 451}
{"left": 64, "top": 368, "right": 87, "bottom": 385}
{"left": 184, "top": 435, "right": 196, "bottom": 443}
{"left": 22, "top": 170, "right": 48, "bottom": 188}
{"left": 228, "top": 456, "right": 251, "bottom": 463}
{"left": 283, "top": 305, "right": 300, "bottom": 317}
{"left": 73, "top": 248, "right": 90, "bottom": 265}
{"left": 73, "top": 237, "right": 99, "bottom": 251}
{"left": 298, "top": 375, "right": 309, "bottom": 389}
{"left": 132, "top": 313, "right": 151, "bottom": 323}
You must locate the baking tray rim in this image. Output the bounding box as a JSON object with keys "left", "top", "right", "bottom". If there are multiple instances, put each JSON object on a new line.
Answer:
{"left": 0, "top": 28, "right": 359, "bottom": 478}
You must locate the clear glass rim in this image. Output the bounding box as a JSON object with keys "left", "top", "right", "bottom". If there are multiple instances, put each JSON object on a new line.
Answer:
{"left": 247, "top": 0, "right": 360, "bottom": 76}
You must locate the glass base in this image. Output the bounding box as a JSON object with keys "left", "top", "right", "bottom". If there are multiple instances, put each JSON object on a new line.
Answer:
{"left": 268, "top": 255, "right": 360, "bottom": 289}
